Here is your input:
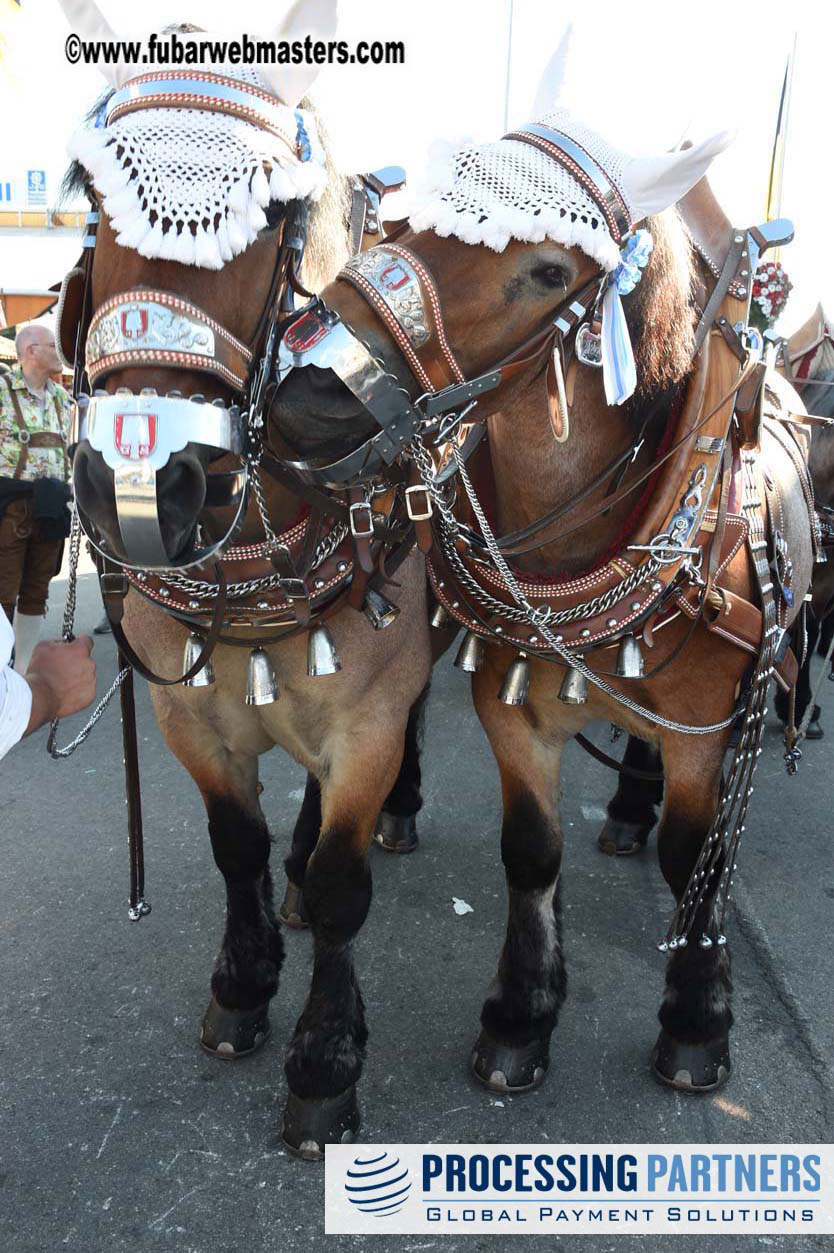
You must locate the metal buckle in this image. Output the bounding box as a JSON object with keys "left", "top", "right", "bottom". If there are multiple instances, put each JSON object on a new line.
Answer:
{"left": 431, "top": 401, "right": 478, "bottom": 446}
{"left": 405, "top": 484, "right": 433, "bottom": 521}
{"left": 17, "top": 429, "right": 30, "bottom": 444}
{"left": 349, "top": 500, "right": 375, "bottom": 539}
{"left": 278, "top": 575, "right": 307, "bottom": 601}
{"left": 100, "top": 571, "right": 130, "bottom": 598}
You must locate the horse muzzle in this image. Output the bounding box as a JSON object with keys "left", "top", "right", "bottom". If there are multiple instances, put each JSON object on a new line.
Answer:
{"left": 70, "top": 391, "right": 248, "bottom": 569}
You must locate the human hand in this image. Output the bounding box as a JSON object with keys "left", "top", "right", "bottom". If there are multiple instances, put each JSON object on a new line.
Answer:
{"left": 24, "top": 636, "right": 96, "bottom": 734}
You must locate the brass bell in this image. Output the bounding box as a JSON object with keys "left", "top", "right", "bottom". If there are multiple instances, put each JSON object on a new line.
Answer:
{"left": 363, "top": 587, "right": 400, "bottom": 630}
{"left": 307, "top": 623, "right": 342, "bottom": 677}
{"left": 616, "top": 635, "right": 644, "bottom": 678}
{"left": 430, "top": 601, "right": 450, "bottom": 629}
{"left": 182, "top": 632, "right": 215, "bottom": 687}
{"left": 454, "top": 630, "right": 485, "bottom": 673}
{"left": 498, "top": 653, "right": 530, "bottom": 706}
{"left": 558, "top": 666, "right": 588, "bottom": 705}
{"left": 245, "top": 647, "right": 279, "bottom": 705}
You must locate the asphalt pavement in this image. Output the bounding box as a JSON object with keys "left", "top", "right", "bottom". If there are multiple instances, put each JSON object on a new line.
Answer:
{"left": 1, "top": 560, "right": 832, "bottom": 1253}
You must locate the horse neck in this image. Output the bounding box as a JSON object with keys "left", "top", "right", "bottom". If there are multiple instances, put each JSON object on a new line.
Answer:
{"left": 486, "top": 365, "right": 676, "bottom": 577}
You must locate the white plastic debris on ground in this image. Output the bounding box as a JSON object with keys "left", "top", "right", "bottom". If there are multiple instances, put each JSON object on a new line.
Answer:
{"left": 452, "top": 897, "right": 474, "bottom": 916}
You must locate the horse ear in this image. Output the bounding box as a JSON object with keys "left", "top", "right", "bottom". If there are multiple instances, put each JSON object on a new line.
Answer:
{"left": 622, "top": 131, "right": 735, "bottom": 219}
{"left": 54, "top": 0, "right": 132, "bottom": 88}
{"left": 529, "top": 24, "right": 574, "bottom": 120}
{"left": 258, "top": 0, "right": 340, "bottom": 106}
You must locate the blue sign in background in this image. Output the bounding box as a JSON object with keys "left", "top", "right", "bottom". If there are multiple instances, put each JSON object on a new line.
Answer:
{"left": 26, "top": 169, "right": 47, "bottom": 205}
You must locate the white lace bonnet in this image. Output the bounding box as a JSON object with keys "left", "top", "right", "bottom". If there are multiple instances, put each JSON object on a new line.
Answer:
{"left": 57, "top": 0, "right": 338, "bottom": 271}
{"left": 410, "top": 30, "right": 734, "bottom": 403}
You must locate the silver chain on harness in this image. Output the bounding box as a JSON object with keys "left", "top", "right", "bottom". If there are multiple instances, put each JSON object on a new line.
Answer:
{"left": 46, "top": 506, "right": 130, "bottom": 759}
{"left": 407, "top": 416, "right": 779, "bottom": 950}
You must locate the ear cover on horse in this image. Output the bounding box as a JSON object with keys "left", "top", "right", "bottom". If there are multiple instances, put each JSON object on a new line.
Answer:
{"left": 622, "top": 132, "right": 736, "bottom": 221}
{"left": 55, "top": 0, "right": 130, "bottom": 88}
{"left": 258, "top": 0, "right": 341, "bottom": 107}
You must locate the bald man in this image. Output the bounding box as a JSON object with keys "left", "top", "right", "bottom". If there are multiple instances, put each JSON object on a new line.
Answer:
{"left": 0, "top": 325, "right": 71, "bottom": 671}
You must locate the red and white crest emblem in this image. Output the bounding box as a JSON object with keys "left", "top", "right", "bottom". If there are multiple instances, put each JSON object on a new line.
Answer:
{"left": 121, "top": 308, "right": 148, "bottom": 340}
{"left": 379, "top": 262, "right": 410, "bottom": 291}
{"left": 114, "top": 413, "right": 157, "bottom": 460}
{"left": 285, "top": 312, "right": 329, "bottom": 354}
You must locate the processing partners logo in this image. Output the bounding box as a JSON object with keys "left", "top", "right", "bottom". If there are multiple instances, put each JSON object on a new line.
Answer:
{"left": 344, "top": 1151, "right": 412, "bottom": 1217}
{"left": 325, "top": 1143, "right": 834, "bottom": 1236}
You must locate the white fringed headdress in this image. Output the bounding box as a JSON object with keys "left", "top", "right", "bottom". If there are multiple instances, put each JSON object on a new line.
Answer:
{"left": 58, "top": 0, "right": 339, "bottom": 270}
{"left": 410, "top": 28, "right": 733, "bottom": 403}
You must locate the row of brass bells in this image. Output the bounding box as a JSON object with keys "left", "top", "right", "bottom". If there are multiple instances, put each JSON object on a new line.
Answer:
{"left": 182, "top": 633, "right": 215, "bottom": 687}
{"left": 245, "top": 625, "right": 342, "bottom": 706}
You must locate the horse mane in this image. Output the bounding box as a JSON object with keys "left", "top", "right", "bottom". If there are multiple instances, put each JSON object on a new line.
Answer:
{"left": 624, "top": 208, "right": 698, "bottom": 411}
{"left": 60, "top": 90, "right": 352, "bottom": 286}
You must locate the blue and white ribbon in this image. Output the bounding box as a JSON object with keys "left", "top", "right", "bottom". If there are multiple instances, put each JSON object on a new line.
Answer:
{"left": 601, "top": 229, "right": 653, "bottom": 406}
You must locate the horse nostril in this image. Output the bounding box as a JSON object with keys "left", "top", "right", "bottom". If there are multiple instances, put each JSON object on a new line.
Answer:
{"left": 155, "top": 452, "right": 207, "bottom": 561}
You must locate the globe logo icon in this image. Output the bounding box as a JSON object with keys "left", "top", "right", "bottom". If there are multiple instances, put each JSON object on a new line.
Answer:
{"left": 344, "top": 1151, "right": 412, "bottom": 1217}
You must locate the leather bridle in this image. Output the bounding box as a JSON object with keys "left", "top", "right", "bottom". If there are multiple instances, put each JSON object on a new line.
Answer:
{"left": 274, "top": 240, "right": 603, "bottom": 495}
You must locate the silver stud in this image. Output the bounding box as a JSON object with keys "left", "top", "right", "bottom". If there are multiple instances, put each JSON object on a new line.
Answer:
{"left": 337, "top": 561, "right": 348, "bottom": 573}
{"left": 314, "top": 578, "right": 325, "bottom": 590}
{"left": 631, "top": 601, "right": 641, "bottom": 611}
{"left": 607, "top": 618, "right": 617, "bottom": 628}
{"left": 257, "top": 600, "right": 269, "bottom": 610}
{"left": 188, "top": 600, "right": 200, "bottom": 610}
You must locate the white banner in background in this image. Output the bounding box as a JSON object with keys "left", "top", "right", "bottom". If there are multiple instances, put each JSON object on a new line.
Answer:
{"left": 325, "top": 1144, "right": 834, "bottom": 1235}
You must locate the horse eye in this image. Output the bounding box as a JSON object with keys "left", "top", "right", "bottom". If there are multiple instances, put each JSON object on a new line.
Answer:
{"left": 534, "top": 263, "right": 569, "bottom": 290}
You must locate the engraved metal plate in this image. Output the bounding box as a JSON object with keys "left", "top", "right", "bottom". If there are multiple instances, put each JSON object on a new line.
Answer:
{"left": 343, "top": 248, "right": 430, "bottom": 348}
{"left": 575, "top": 323, "right": 602, "bottom": 367}
{"left": 87, "top": 300, "right": 216, "bottom": 367}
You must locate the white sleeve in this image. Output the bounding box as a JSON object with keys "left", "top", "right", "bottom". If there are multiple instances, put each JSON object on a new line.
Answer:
{"left": 0, "top": 666, "right": 32, "bottom": 759}
{"left": 0, "top": 613, "right": 32, "bottom": 758}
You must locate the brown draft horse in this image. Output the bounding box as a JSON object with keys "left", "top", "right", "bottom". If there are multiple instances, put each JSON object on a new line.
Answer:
{"left": 274, "top": 201, "right": 815, "bottom": 1107}
{"left": 64, "top": 123, "right": 433, "bottom": 1156}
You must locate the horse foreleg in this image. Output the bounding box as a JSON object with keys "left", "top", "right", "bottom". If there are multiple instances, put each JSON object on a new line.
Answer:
{"left": 653, "top": 733, "right": 732, "bottom": 1092}
{"left": 598, "top": 734, "right": 663, "bottom": 855}
{"left": 279, "top": 773, "right": 321, "bottom": 929}
{"left": 374, "top": 682, "right": 429, "bottom": 853}
{"left": 470, "top": 676, "right": 567, "bottom": 1093}
{"left": 151, "top": 690, "right": 282, "bottom": 1059}
{"left": 281, "top": 722, "right": 405, "bottom": 1158}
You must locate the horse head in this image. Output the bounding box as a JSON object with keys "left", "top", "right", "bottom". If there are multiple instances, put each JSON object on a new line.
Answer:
{"left": 271, "top": 37, "right": 733, "bottom": 505}
{"left": 58, "top": 0, "right": 344, "bottom": 569}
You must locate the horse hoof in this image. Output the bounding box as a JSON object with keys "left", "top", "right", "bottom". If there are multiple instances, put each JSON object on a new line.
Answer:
{"left": 651, "top": 1029, "right": 731, "bottom": 1092}
{"left": 200, "top": 996, "right": 270, "bottom": 1059}
{"left": 806, "top": 706, "right": 824, "bottom": 740}
{"left": 279, "top": 880, "right": 308, "bottom": 930}
{"left": 282, "top": 1087, "right": 361, "bottom": 1161}
{"left": 373, "top": 811, "right": 418, "bottom": 854}
{"left": 470, "top": 1030, "right": 549, "bottom": 1093}
{"left": 597, "top": 817, "right": 652, "bottom": 856}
